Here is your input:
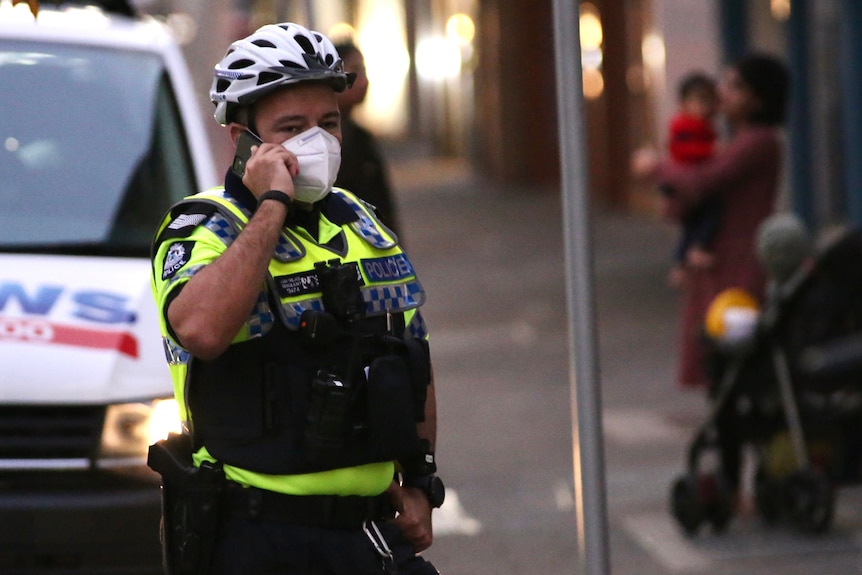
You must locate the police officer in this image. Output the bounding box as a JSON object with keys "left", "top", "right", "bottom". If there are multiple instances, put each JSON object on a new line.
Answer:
{"left": 150, "top": 22, "right": 442, "bottom": 575}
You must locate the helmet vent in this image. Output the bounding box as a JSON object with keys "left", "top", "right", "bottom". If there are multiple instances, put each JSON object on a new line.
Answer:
{"left": 216, "top": 79, "right": 230, "bottom": 94}
{"left": 293, "top": 34, "right": 316, "bottom": 55}
{"left": 228, "top": 59, "right": 255, "bottom": 70}
{"left": 257, "top": 71, "right": 282, "bottom": 86}
{"left": 252, "top": 39, "right": 277, "bottom": 49}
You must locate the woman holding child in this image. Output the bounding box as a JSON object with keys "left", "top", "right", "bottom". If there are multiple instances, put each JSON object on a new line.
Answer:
{"left": 636, "top": 53, "right": 792, "bottom": 390}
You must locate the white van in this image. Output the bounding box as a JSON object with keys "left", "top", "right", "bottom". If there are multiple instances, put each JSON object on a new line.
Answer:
{"left": 0, "top": 2, "right": 216, "bottom": 572}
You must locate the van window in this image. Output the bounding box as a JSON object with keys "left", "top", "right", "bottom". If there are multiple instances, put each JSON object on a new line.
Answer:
{"left": 0, "top": 40, "right": 198, "bottom": 256}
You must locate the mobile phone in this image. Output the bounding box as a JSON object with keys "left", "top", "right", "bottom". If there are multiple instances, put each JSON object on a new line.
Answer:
{"left": 231, "top": 130, "right": 263, "bottom": 178}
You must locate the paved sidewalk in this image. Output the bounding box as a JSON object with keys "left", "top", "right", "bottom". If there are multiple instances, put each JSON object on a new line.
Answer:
{"left": 386, "top": 143, "right": 686, "bottom": 574}
{"left": 384, "top": 142, "right": 862, "bottom": 575}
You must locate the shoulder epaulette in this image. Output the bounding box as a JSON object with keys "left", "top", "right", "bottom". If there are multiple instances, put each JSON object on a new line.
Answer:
{"left": 155, "top": 201, "right": 219, "bottom": 246}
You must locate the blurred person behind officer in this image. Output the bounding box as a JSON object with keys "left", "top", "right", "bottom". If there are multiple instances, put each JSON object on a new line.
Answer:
{"left": 149, "top": 22, "right": 442, "bottom": 575}
{"left": 333, "top": 39, "right": 402, "bottom": 238}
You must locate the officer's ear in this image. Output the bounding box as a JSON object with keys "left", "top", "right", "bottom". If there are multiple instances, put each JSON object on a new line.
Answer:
{"left": 228, "top": 123, "right": 248, "bottom": 147}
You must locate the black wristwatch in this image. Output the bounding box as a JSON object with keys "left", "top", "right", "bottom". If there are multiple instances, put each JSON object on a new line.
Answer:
{"left": 403, "top": 474, "right": 446, "bottom": 508}
{"left": 258, "top": 189, "right": 293, "bottom": 216}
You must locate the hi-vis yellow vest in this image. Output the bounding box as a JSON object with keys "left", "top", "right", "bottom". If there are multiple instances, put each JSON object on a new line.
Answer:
{"left": 151, "top": 187, "right": 427, "bottom": 479}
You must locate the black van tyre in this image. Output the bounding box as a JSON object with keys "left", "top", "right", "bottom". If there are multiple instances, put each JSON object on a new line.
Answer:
{"left": 786, "top": 469, "right": 834, "bottom": 534}
{"left": 754, "top": 467, "right": 783, "bottom": 525}
{"left": 670, "top": 474, "right": 705, "bottom": 536}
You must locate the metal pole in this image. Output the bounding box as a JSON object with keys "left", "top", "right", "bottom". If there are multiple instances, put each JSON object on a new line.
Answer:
{"left": 550, "top": 1, "right": 610, "bottom": 574}
{"left": 839, "top": 0, "right": 862, "bottom": 226}
{"left": 717, "top": 0, "right": 749, "bottom": 64}
{"left": 787, "top": 0, "right": 815, "bottom": 227}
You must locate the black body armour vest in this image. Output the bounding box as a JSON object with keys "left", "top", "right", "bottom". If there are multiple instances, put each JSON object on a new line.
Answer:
{"left": 188, "top": 312, "right": 429, "bottom": 475}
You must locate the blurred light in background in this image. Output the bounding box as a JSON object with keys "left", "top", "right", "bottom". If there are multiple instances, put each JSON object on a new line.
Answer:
{"left": 640, "top": 31, "right": 666, "bottom": 100}
{"left": 446, "top": 13, "right": 475, "bottom": 45}
{"left": 582, "top": 68, "right": 604, "bottom": 100}
{"left": 579, "top": 2, "right": 604, "bottom": 99}
{"left": 148, "top": 398, "right": 182, "bottom": 444}
{"left": 416, "top": 36, "right": 461, "bottom": 79}
{"left": 641, "top": 32, "right": 666, "bottom": 72}
{"left": 355, "top": 0, "right": 409, "bottom": 135}
{"left": 328, "top": 21, "right": 356, "bottom": 44}
{"left": 416, "top": 12, "right": 476, "bottom": 80}
{"left": 1, "top": 1, "right": 111, "bottom": 26}
{"left": 579, "top": 4, "right": 603, "bottom": 48}
{"left": 770, "top": 0, "right": 791, "bottom": 22}
{"left": 165, "top": 12, "right": 197, "bottom": 45}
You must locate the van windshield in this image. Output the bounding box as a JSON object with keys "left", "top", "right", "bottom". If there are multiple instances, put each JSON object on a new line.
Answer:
{"left": 0, "top": 40, "right": 198, "bottom": 257}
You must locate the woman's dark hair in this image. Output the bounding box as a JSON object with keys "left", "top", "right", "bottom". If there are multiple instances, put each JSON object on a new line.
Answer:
{"left": 734, "top": 52, "right": 791, "bottom": 126}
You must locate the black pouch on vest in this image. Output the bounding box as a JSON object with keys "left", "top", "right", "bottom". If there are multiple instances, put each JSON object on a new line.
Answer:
{"left": 304, "top": 370, "right": 355, "bottom": 466}
{"left": 366, "top": 355, "right": 423, "bottom": 460}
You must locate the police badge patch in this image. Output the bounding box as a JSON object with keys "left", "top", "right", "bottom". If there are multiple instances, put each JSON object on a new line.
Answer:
{"left": 162, "top": 241, "right": 194, "bottom": 280}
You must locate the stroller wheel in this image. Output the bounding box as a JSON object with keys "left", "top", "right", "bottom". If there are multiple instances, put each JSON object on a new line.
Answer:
{"left": 705, "top": 475, "right": 735, "bottom": 534}
{"left": 754, "top": 467, "right": 783, "bottom": 525}
{"left": 670, "top": 474, "right": 706, "bottom": 536}
{"left": 786, "top": 469, "right": 835, "bottom": 534}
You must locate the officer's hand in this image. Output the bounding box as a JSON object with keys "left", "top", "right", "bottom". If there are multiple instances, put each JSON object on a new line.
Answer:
{"left": 242, "top": 143, "right": 299, "bottom": 201}
{"left": 387, "top": 481, "right": 433, "bottom": 552}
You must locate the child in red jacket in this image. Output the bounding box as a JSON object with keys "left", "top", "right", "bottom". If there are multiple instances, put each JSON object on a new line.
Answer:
{"left": 663, "top": 72, "right": 720, "bottom": 287}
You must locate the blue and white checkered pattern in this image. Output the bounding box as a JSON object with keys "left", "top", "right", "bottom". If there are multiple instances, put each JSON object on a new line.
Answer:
{"left": 279, "top": 298, "right": 326, "bottom": 330}
{"left": 247, "top": 290, "right": 275, "bottom": 338}
{"left": 205, "top": 212, "right": 239, "bottom": 246}
{"left": 162, "top": 337, "right": 190, "bottom": 365}
{"left": 333, "top": 190, "right": 397, "bottom": 249}
{"left": 206, "top": 191, "right": 305, "bottom": 261}
{"left": 166, "top": 263, "right": 205, "bottom": 291}
{"left": 351, "top": 213, "right": 395, "bottom": 249}
{"left": 363, "top": 281, "right": 425, "bottom": 315}
{"left": 275, "top": 232, "right": 305, "bottom": 262}
{"left": 406, "top": 310, "right": 428, "bottom": 339}
{"left": 213, "top": 188, "right": 251, "bottom": 216}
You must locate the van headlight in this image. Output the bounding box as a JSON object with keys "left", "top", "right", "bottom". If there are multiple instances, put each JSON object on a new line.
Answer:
{"left": 100, "top": 398, "right": 182, "bottom": 459}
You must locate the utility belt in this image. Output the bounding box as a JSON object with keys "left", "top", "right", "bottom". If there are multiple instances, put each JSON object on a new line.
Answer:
{"left": 223, "top": 483, "right": 395, "bottom": 528}
{"left": 147, "top": 432, "right": 399, "bottom": 574}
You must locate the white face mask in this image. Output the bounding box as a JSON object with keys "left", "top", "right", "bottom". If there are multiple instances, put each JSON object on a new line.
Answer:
{"left": 280, "top": 126, "right": 342, "bottom": 205}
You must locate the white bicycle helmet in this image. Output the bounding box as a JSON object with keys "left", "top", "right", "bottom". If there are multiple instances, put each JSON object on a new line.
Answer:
{"left": 210, "top": 22, "right": 352, "bottom": 125}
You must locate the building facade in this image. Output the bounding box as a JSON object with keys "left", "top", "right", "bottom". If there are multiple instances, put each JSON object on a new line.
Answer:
{"left": 146, "top": 0, "right": 862, "bottom": 231}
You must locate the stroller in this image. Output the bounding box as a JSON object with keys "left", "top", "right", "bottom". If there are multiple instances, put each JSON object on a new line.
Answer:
{"left": 669, "top": 214, "right": 862, "bottom": 536}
